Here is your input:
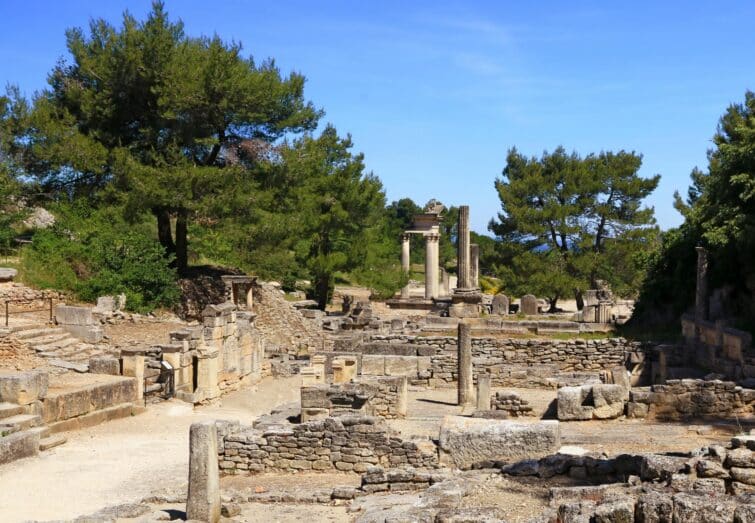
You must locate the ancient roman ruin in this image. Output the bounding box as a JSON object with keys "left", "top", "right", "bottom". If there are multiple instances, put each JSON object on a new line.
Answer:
{"left": 0, "top": 205, "right": 754, "bottom": 523}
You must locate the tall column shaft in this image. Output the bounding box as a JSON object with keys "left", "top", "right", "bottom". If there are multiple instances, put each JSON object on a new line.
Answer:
{"left": 401, "top": 234, "right": 411, "bottom": 299}
{"left": 425, "top": 233, "right": 439, "bottom": 299}
{"left": 457, "top": 321, "right": 474, "bottom": 406}
{"left": 695, "top": 246, "right": 708, "bottom": 322}
{"left": 470, "top": 244, "right": 479, "bottom": 289}
{"left": 457, "top": 205, "right": 471, "bottom": 289}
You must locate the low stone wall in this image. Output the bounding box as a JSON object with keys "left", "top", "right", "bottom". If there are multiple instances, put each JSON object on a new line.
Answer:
{"left": 42, "top": 376, "right": 137, "bottom": 425}
{"left": 218, "top": 415, "right": 438, "bottom": 475}
{"left": 492, "top": 391, "right": 533, "bottom": 417}
{"left": 627, "top": 379, "right": 755, "bottom": 421}
{"left": 353, "top": 335, "right": 645, "bottom": 388}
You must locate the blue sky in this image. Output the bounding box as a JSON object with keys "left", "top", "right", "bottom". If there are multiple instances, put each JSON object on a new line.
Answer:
{"left": 1, "top": 1, "right": 754, "bottom": 233}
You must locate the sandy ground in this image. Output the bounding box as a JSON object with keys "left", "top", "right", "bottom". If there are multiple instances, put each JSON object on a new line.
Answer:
{"left": 0, "top": 376, "right": 301, "bottom": 523}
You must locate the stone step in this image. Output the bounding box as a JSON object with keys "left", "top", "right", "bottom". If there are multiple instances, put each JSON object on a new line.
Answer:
{"left": 39, "top": 434, "right": 66, "bottom": 451}
{"left": 0, "top": 402, "right": 24, "bottom": 421}
{"left": 33, "top": 337, "right": 79, "bottom": 353}
{"left": 29, "top": 425, "right": 51, "bottom": 439}
{"left": 14, "top": 327, "right": 65, "bottom": 339}
{"left": 9, "top": 324, "right": 46, "bottom": 334}
{"left": 0, "top": 414, "right": 42, "bottom": 431}
{"left": 24, "top": 332, "right": 71, "bottom": 346}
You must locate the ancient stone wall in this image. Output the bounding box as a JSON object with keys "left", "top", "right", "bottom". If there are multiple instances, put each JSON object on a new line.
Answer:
{"left": 491, "top": 391, "right": 533, "bottom": 416}
{"left": 627, "top": 379, "right": 755, "bottom": 421}
{"left": 300, "top": 376, "right": 407, "bottom": 420}
{"left": 218, "top": 415, "right": 438, "bottom": 475}
{"left": 354, "top": 335, "right": 645, "bottom": 388}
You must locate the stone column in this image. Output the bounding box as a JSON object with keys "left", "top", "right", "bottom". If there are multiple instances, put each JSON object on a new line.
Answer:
{"left": 186, "top": 421, "right": 221, "bottom": 523}
{"left": 695, "top": 246, "right": 709, "bottom": 322}
{"left": 470, "top": 244, "right": 479, "bottom": 289}
{"left": 441, "top": 269, "right": 450, "bottom": 296}
{"left": 425, "top": 233, "right": 440, "bottom": 299}
{"left": 457, "top": 321, "right": 474, "bottom": 406}
{"left": 476, "top": 373, "right": 491, "bottom": 411}
{"left": 457, "top": 206, "right": 471, "bottom": 289}
{"left": 196, "top": 349, "right": 220, "bottom": 402}
{"left": 401, "top": 234, "right": 411, "bottom": 299}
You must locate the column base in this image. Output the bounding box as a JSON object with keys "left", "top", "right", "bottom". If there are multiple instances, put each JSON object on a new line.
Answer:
{"left": 449, "top": 289, "right": 483, "bottom": 318}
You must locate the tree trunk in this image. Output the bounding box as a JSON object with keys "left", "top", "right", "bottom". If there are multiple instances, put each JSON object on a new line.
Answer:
{"left": 155, "top": 207, "right": 176, "bottom": 257}
{"left": 574, "top": 289, "right": 584, "bottom": 310}
{"left": 548, "top": 297, "right": 559, "bottom": 313}
{"left": 314, "top": 273, "right": 331, "bottom": 310}
{"left": 175, "top": 209, "right": 189, "bottom": 275}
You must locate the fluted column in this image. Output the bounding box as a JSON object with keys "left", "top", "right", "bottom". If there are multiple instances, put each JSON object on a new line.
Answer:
{"left": 470, "top": 244, "right": 479, "bottom": 289}
{"left": 425, "top": 233, "right": 439, "bottom": 299}
{"left": 401, "top": 234, "right": 411, "bottom": 299}
{"left": 457, "top": 205, "right": 471, "bottom": 289}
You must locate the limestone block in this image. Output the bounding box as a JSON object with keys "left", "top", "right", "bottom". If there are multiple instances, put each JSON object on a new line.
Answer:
{"left": 94, "top": 296, "right": 116, "bottom": 312}
{"left": 636, "top": 491, "right": 673, "bottom": 523}
{"left": 0, "top": 370, "right": 48, "bottom": 405}
{"left": 438, "top": 415, "right": 559, "bottom": 469}
{"left": 383, "top": 356, "right": 418, "bottom": 377}
{"left": 55, "top": 305, "right": 95, "bottom": 325}
{"left": 591, "top": 384, "right": 626, "bottom": 419}
{"left": 672, "top": 492, "right": 736, "bottom": 523}
{"left": 301, "top": 407, "right": 329, "bottom": 422}
{"left": 89, "top": 356, "right": 120, "bottom": 375}
{"left": 476, "top": 374, "right": 491, "bottom": 411}
{"left": 0, "top": 429, "right": 40, "bottom": 465}
{"left": 0, "top": 268, "right": 17, "bottom": 282}
{"left": 520, "top": 295, "right": 538, "bottom": 316}
{"left": 557, "top": 386, "right": 593, "bottom": 421}
{"left": 332, "top": 357, "right": 358, "bottom": 383}
{"left": 362, "top": 354, "right": 385, "bottom": 376}
{"left": 301, "top": 366, "right": 325, "bottom": 386}
{"left": 186, "top": 421, "right": 221, "bottom": 523}
{"left": 491, "top": 294, "right": 509, "bottom": 315}
{"left": 121, "top": 350, "right": 145, "bottom": 400}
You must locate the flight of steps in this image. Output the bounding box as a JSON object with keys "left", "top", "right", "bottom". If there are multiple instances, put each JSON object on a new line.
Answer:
{"left": 10, "top": 324, "right": 105, "bottom": 365}
{"left": 0, "top": 401, "right": 66, "bottom": 455}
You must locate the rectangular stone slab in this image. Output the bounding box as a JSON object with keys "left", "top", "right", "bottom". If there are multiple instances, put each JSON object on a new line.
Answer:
{"left": 438, "top": 415, "right": 559, "bottom": 469}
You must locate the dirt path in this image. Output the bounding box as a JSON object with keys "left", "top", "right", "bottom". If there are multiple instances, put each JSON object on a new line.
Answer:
{"left": 0, "top": 376, "right": 301, "bottom": 523}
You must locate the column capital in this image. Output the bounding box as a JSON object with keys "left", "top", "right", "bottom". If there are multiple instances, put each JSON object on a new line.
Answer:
{"left": 400, "top": 233, "right": 411, "bottom": 242}
{"left": 425, "top": 233, "right": 440, "bottom": 242}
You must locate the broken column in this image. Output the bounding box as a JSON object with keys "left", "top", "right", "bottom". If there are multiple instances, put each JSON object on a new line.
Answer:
{"left": 424, "top": 233, "right": 440, "bottom": 299}
{"left": 476, "top": 373, "right": 491, "bottom": 411}
{"left": 457, "top": 206, "right": 471, "bottom": 289}
{"left": 695, "top": 246, "right": 709, "bottom": 323}
{"left": 401, "top": 233, "right": 411, "bottom": 299}
{"left": 457, "top": 321, "right": 474, "bottom": 407}
{"left": 195, "top": 347, "right": 220, "bottom": 402}
{"left": 470, "top": 243, "right": 479, "bottom": 289}
{"left": 186, "top": 421, "right": 221, "bottom": 523}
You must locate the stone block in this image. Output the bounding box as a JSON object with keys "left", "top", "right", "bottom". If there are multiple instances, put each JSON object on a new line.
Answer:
{"left": 55, "top": 305, "right": 95, "bottom": 325}
{"left": 383, "top": 356, "right": 417, "bottom": 377}
{"left": 438, "top": 415, "right": 559, "bottom": 469}
{"left": 361, "top": 355, "right": 385, "bottom": 375}
{"left": 0, "top": 429, "right": 40, "bottom": 465}
{"left": 0, "top": 370, "right": 48, "bottom": 405}
{"left": 0, "top": 268, "right": 17, "bottom": 282}
{"left": 89, "top": 357, "right": 120, "bottom": 375}
{"left": 672, "top": 492, "right": 736, "bottom": 523}
{"left": 557, "top": 386, "right": 593, "bottom": 421}
{"left": 61, "top": 324, "right": 104, "bottom": 343}
{"left": 491, "top": 294, "right": 509, "bottom": 315}
{"left": 520, "top": 295, "right": 538, "bottom": 315}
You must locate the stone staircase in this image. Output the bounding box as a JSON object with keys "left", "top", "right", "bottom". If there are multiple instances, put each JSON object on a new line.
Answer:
{"left": 10, "top": 324, "right": 105, "bottom": 366}
{"left": 0, "top": 401, "right": 66, "bottom": 464}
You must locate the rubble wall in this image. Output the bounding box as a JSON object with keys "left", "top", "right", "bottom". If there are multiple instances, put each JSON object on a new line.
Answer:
{"left": 218, "top": 415, "right": 437, "bottom": 475}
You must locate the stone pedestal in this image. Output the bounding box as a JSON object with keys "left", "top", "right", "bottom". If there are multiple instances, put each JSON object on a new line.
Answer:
{"left": 121, "top": 348, "right": 146, "bottom": 400}
{"left": 520, "top": 295, "right": 538, "bottom": 316}
{"left": 401, "top": 234, "right": 411, "bottom": 299}
{"left": 457, "top": 322, "right": 474, "bottom": 407}
{"left": 491, "top": 294, "right": 509, "bottom": 316}
{"left": 186, "top": 421, "right": 221, "bottom": 523}
{"left": 425, "top": 233, "right": 440, "bottom": 299}
{"left": 476, "top": 373, "right": 491, "bottom": 411}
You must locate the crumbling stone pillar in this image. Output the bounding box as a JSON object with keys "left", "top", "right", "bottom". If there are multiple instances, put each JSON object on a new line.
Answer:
{"left": 424, "top": 233, "right": 440, "bottom": 299}
{"left": 401, "top": 234, "right": 411, "bottom": 299}
{"left": 695, "top": 246, "right": 709, "bottom": 322}
{"left": 457, "top": 321, "right": 474, "bottom": 406}
{"left": 121, "top": 348, "right": 146, "bottom": 400}
{"left": 470, "top": 243, "right": 479, "bottom": 289}
{"left": 457, "top": 206, "right": 471, "bottom": 289}
{"left": 186, "top": 421, "right": 221, "bottom": 523}
{"left": 476, "top": 373, "right": 491, "bottom": 411}
{"left": 195, "top": 349, "right": 220, "bottom": 401}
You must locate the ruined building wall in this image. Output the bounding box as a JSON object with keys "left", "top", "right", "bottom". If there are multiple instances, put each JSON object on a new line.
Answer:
{"left": 218, "top": 415, "right": 438, "bottom": 475}
{"left": 350, "top": 335, "right": 646, "bottom": 388}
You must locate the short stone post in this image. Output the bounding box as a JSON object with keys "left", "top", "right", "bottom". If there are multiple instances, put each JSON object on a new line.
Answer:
{"left": 476, "top": 373, "right": 491, "bottom": 411}
{"left": 401, "top": 234, "right": 411, "bottom": 299}
{"left": 121, "top": 348, "right": 146, "bottom": 400}
{"left": 196, "top": 349, "right": 220, "bottom": 401}
{"left": 186, "top": 421, "right": 221, "bottom": 523}
{"left": 695, "top": 246, "right": 709, "bottom": 323}
{"left": 457, "top": 321, "right": 474, "bottom": 406}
